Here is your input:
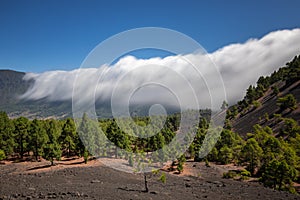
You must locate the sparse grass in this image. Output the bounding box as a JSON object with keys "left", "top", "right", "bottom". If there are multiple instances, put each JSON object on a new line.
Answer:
{"left": 159, "top": 172, "right": 166, "bottom": 184}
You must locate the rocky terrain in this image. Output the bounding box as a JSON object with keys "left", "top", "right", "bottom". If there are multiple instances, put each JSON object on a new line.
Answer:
{"left": 0, "top": 158, "right": 299, "bottom": 200}
{"left": 232, "top": 80, "right": 300, "bottom": 137}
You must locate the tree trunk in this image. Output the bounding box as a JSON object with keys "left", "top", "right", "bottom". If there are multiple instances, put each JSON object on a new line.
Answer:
{"left": 35, "top": 145, "right": 38, "bottom": 161}
{"left": 68, "top": 141, "right": 70, "bottom": 157}
{"left": 278, "top": 176, "right": 283, "bottom": 190}
{"left": 20, "top": 139, "right": 23, "bottom": 159}
{"left": 35, "top": 140, "right": 38, "bottom": 161}
{"left": 144, "top": 174, "right": 149, "bottom": 192}
{"left": 273, "top": 179, "right": 277, "bottom": 189}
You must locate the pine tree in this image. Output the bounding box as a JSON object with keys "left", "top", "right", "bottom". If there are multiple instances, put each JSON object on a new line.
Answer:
{"left": 219, "top": 145, "right": 233, "bottom": 164}
{"left": 77, "top": 113, "right": 98, "bottom": 161}
{"left": 29, "top": 119, "right": 48, "bottom": 161}
{"left": 240, "top": 138, "right": 263, "bottom": 174}
{"left": 221, "top": 100, "right": 228, "bottom": 110}
{"left": 60, "top": 118, "right": 77, "bottom": 157}
{"left": 43, "top": 120, "right": 62, "bottom": 165}
{"left": 177, "top": 155, "right": 186, "bottom": 174}
{"left": 14, "top": 117, "right": 29, "bottom": 158}
{"left": 280, "top": 118, "right": 300, "bottom": 138}
{"left": 0, "top": 111, "right": 15, "bottom": 157}
{"left": 261, "top": 159, "right": 297, "bottom": 190}
{"left": 277, "top": 94, "right": 297, "bottom": 111}
{"left": 0, "top": 149, "right": 5, "bottom": 161}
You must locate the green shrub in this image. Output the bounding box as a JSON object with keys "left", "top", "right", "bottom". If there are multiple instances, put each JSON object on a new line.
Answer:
{"left": 288, "top": 186, "right": 297, "bottom": 194}
{"left": 159, "top": 172, "right": 166, "bottom": 184}
{"left": 272, "top": 86, "right": 279, "bottom": 96}
{"left": 253, "top": 101, "right": 261, "bottom": 109}
{"left": 83, "top": 150, "right": 89, "bottom": 164}
{"left": 240, "top": 169, "right": 251, "bottom": 177}
{"left": 177, "top": 162, "right": 183, "bottom": 173}
{"left": 240, "top": 169, "right": 251, "bottom": 180}
{"left": 128, "top": 154, "right": 134, "bottom": 167}
{"left": 222, "top": 171, "right": 237, "bottom": 179}
{"left": 264, "top": 113, "right": 269, "bottom": 121}
{"left": 0, "top": 150, "right": 6, "bottom": 161}
{"left": 277, "top": 94, "right": 297, "bottom": 111}
{"left": 205, "top": 159, "right": 210, "bottom": 167}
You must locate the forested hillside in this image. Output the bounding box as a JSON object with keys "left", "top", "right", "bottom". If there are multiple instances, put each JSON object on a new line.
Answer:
{"left": 227, "top": 55, "right": 300, "bottom": 136}
{"left": 220, "top": 55, "right": 300, "bottom": 193}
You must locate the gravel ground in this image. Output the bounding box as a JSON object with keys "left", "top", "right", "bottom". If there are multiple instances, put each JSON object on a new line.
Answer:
{"left": 0, "top": 158, "right": 299, "bottom": 200}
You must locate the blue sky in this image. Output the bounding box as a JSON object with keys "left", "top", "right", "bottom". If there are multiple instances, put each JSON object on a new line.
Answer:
{"left": 0, "top": 0, "right": 299, "bottom": 73}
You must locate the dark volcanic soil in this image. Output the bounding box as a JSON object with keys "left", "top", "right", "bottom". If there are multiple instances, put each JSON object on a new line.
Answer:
{"left": 0, "top": 159, "right": 299, "bottom": 200}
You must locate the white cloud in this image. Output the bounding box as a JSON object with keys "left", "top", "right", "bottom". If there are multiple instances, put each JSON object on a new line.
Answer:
{"left": 21, "top": 28, "right": 300, "bottom": 112}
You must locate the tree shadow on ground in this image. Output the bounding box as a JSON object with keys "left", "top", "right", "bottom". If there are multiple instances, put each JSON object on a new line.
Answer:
{"left": 59, "top": 161, "right": 85, "bottom": 165}
{"left": 27, "top": 164, "right": 52, "bottom": 171}
{"left": 117, "top": 187, "right": 146, "bottom": 193}
{"left": 10, "top": 157, "right": 35, "bottom": 163}
{"left": 27, "top": 160, "right": 86, "bottom": 171}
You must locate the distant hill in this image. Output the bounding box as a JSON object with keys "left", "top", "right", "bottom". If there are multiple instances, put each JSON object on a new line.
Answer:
{"left": 0, "top": 70, "right": 72, "bottom": 119}
{"left": 0, "top": 70, "right": 31, "bottom": 105}
{"left": 228, "top": 55, "right": 300, "bottom": 137}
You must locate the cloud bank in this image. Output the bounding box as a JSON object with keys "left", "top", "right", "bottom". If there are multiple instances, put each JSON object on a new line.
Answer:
{"left": 21, "top": 28, "right": 300, "bottom": 112}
